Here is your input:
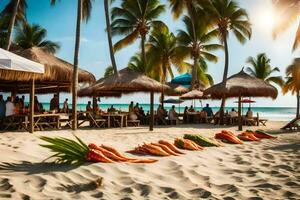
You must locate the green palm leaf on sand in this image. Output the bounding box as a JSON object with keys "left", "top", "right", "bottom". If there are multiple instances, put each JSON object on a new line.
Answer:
{"left": 39, "top": 135, "right": 89, "bottom": 164}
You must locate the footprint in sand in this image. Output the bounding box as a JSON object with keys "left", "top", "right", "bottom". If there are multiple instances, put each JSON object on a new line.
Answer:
{"left": 91, "top": 192, "right": 104, "bottom": 198}
{"left": 133, "top": 183, "right": 152, "bottom": 197}
{"left": 254, "top": 183, "right": 282, "bottom": 191}
{"left": 262, "top": 153, "right": 275, "bottom": 160}
{"left": 120, "top": 187, "right": 134, "bottom": 194}
{"left": 189, "top": 188, "right": 212, "bottom": 199}
{"left": 285, "top": 181, "right": 299, "bottom": 188}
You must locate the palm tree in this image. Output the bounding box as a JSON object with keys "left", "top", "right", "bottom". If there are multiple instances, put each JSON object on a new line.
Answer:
{"left": 273, "top": 0, "right": 300, "bottom": 51}
{"left": 282, "top": 58, "right": 300, "bottom": 117}
{"left": 1, "top": 0, "right": 27, "bottom": 50}
{"left": 111, "top": 0, "right": 165, "bottom": 66}
{"left": 246, "top": 53, "right": 283, "bottom": 87}
{"left": 128, "top": 53, "right": 146, "bottom": 74}
{"left": 176, "top": 14, "right": 221, "bottom": 88}
{"left": 168, "top": 0, "right": 209, "bottom": 88}
{"left": 14, "top": 23, "right": 60, "bottom": 53}
{"left": 186, "top": 59, "right": 214, "bottom": 87}
{"left": 104, "top": 65, "right": 114, "bottom": 78}
{"left": 51, "top": 0, "right": 93, "bottom": 130}
{"left": 146, "top": 27, "right": 186, "bottom": 84}
{"left": 208, "top": 0, "right": 251, "bottom": 121}
{"left": 104, "top": 0, "right": 118, "bottom": 75}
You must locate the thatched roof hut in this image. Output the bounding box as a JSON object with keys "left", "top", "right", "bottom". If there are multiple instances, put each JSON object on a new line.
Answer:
{"left": 180, "top": 89, "right": 208, "bottom": 100}
{"left": 15, "top": 47, "right": 95, "bottom": 83}
{"left": 78, "top": 67, "right": 169, "bottom": 95}
{"left": 204, "top": 69, "right": 278, "bottom": 99}
{"left": 0, "top": 47, "right": 96, "bottom": 94}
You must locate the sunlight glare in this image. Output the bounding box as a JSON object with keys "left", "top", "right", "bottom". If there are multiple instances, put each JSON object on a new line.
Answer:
{"left": 257, "top": 7, "right": 276, "bottom": 32}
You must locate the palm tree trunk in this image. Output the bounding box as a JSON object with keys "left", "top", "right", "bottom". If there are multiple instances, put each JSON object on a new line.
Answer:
{"left": 187, "top": 4, "right": 197, "bottom": 89}
{"left": 297, "top": 91, "right": 300, "bottom": 118}
{"left": 141, "top": 34, "right": 146, "bottom": 69}
{"left": 219, "top": 35, "right": 229, "bottom": 124}
{"left": 104, "top": 0, "right": 118, "bottom": 75}
{"left": 5, "top": 0, "right": 20, "bottom": 50}
{"left": 191, "top": 55, "right": 198, "bottom": 89}
{"left": 161, "top": 61, "right": 168, "bottom": 108}
{"left": 72, "top": 0, "right": 83, "bottom": 130}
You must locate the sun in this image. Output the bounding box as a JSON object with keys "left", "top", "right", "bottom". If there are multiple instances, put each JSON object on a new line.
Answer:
{"left": 261, "top": 9, "right": 275, "bottom": 29}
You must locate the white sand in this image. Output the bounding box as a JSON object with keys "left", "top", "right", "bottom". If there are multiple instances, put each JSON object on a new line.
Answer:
{"left": 0, "top": 121, "right": 299, "bottom": 200}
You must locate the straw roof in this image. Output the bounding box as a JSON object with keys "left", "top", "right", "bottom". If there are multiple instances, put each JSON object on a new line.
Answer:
{"left": 165, "top": 83, "right": 189, "bottom": 96}
{"left": 12, "top": 47, "right": 95, "bottom": 84}
{"left": 180, "top": 89, "right": 208, "bottom": 100}
{"left": 78, "top": 67, "right": 169, "bottom": 97}
{"left": 204, "top": 69, "right": 278, "bottom": 99}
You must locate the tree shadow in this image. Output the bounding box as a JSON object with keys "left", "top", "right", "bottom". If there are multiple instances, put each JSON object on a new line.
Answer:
{"left": 0, "top": 161, "right": 87, "bottom": 175}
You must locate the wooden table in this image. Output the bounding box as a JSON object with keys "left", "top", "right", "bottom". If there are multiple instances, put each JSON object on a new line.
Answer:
{"left": 33, "top": 113, "right": 61, "bottom": 130}
{"left": 101, "top": 113, "right": 128, "bottom": 128}
{"left": 2, "top": 114, "right": 28, "bottom": 131}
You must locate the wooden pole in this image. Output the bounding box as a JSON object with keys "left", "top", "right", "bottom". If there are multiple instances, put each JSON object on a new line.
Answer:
{"left": 29, "top": 79, "right": 35, "bottom": 133}
{"left": 149, "top": 91, "right": 154, "bottom": 131}
{"left": 238, "top": 94, "right": 242, "bottom": 131}
{"left": 56, "top": 87, "right": 60, "bottom": 112}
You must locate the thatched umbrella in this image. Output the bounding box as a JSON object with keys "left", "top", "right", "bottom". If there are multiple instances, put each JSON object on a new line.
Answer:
{"left": 78, "top": 67, "right": 170, "bottom": 131}
{"left": 165, "top": 83, "right": 189, "bottom": 96}
{"left": 180, "top": 89, "right": 207, "bottom": 100}
{"left": 204, "top": 69, "right": 278, "bottom": 130}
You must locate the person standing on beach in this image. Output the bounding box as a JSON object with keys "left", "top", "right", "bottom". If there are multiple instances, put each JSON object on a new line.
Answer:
{"left": 50, "top": 94, "right": 59, "bottom": 112}
{"left": 129, "top": 101, "right": 134, "bottom": 112}
{"left": 5, "top": 97, "right": 15, "bottom": 117}
{"left": 63, "top": 98, "right": 69, "bottom": 113}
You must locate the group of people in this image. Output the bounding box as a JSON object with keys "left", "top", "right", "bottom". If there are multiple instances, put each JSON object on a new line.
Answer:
{"left": 128, "top": 101, "right": 147, "bottom": 123}
{"left": 0, "top": 95, "right": 27, "bottom": 117}
{"left": 49, "top": 94, "right": 69, "bottom": 113}
{"left": 156, "top": 104, "right": 180, "bottom": 124}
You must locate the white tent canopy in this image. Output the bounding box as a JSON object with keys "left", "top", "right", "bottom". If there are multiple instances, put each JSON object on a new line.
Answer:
{"left": 0, "top": 48, "right": 44, "bottom": 74}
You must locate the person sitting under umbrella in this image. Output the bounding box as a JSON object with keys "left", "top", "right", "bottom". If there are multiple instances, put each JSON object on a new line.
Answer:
{"left": 157, "top": 104, "right": 167, "bottom": 125}
{"left": 168, "top": 105, "right": 179, "bottom": 125}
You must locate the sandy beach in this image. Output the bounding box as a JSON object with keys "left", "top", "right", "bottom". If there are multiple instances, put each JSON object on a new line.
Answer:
{"left": 0, "top": 121, "right": 299, "bottom": 200}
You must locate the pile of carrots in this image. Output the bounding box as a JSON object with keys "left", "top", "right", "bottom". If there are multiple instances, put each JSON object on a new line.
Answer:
{"left": 215, "top": 130, "right": 244, "bottom": 144}
{"left": 215, "top": 130, "right": 277, "bottom": 144}
{"left": 87, "top": 144, "right": 157, "bottom": 163}
{"left": 127, "top": 140, "right": 185, "bottom": 156}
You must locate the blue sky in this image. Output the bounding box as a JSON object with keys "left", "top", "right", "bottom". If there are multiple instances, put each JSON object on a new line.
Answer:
{"left": 0, "top": 0, "right": 298, "bottom": 107}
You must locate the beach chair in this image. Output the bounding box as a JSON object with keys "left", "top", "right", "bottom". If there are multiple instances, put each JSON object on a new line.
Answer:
{"left": 281, "top": 117, "right": 300, "bottom": 130}
{"left": 127, "top": 119, "right": 140, "bottom": 127}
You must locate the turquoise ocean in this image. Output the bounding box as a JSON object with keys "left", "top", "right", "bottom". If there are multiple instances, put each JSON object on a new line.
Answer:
{"left": 41, "top": 103, "right": 294, "bottom": 122}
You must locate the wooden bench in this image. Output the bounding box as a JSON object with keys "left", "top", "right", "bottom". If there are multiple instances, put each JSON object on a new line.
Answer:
{"left": 127, "top": 119, "right": 140, "bottom": 127}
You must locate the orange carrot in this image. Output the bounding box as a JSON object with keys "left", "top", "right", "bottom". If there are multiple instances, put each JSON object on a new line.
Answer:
{"left": 86, "top": 149, "right": 114, "bottom": 163}
{"left": 88, "top": 144, "right": 128, "bottom": 161}
{"left": 142, "top": 144, "right": 170, "bottom": 156}
{"left": 158, "top": 140, "right": 185, "bottom": 154}
{"left": 101, "top": 145, "right": 136, "bottom": 160}
{"left": 151, "top": 143, "right": 180, "bottom": 156}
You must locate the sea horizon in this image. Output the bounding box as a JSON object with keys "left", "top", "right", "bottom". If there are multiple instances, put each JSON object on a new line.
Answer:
{"left": 39, "top": 102, "right": 295, "bottom": 122}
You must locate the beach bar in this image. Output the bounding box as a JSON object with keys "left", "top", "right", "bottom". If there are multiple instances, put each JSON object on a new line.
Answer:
{"left": 0, "top": 47, "right": 96, "bottom": 132}
{"left": 0, "top": 48, "right": 45, "bottom": 133}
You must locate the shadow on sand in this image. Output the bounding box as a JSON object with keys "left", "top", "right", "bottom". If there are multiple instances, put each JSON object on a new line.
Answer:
{"left": 0, "top": 161, "right": 87, "bottom": 175}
